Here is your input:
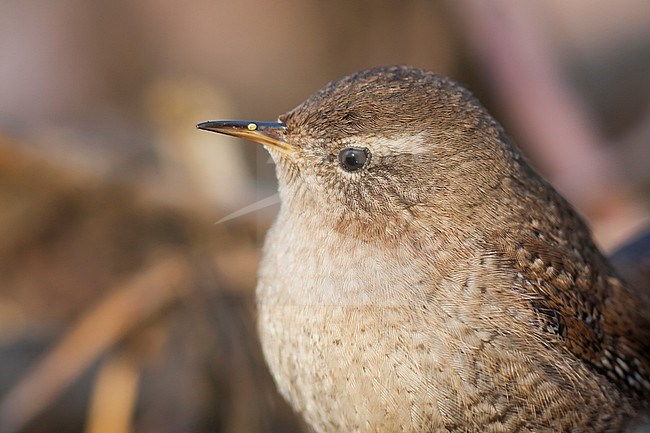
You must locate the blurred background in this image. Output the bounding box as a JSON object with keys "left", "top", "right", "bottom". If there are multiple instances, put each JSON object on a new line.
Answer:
{"left": 0, "top": 0, "right": 648, "bottom": 432}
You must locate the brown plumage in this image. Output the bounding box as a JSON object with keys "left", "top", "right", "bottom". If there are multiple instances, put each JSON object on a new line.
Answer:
{"left": 198, "top": 66, "right": 650, "bottom": 432}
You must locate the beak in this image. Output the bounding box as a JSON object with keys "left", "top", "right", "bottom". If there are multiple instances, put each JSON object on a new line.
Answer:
{"left": 196, "top": 120, "right": 294, "bottom": 154}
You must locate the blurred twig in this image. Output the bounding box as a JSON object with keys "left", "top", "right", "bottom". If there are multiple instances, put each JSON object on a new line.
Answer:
{"left": 85, "top": 348, "right": 141, "bottom": 433}
{"left": 0, "top": 255, "right": 191, "bottom": 433}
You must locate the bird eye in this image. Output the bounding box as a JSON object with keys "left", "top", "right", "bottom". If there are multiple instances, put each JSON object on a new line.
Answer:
{"left": 338, "top": 147, "right": 370, "bottom": 172}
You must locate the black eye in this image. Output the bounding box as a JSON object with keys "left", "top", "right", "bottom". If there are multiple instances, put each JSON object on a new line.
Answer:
{"left": 338, "top": 147, "right": 370, "bottom": 172}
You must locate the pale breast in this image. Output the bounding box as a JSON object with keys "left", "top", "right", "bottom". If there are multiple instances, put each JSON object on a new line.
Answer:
{"left": 257, "top": 213, "right": 451, "bottom": 432}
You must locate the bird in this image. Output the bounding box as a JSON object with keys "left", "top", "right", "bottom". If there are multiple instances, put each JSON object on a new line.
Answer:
{"left": 197, "top": 66, "right": 650, "bottom": 433}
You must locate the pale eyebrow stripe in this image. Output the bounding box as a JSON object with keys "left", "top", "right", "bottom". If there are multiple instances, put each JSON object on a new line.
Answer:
{"left": 347, "top": 133, "right": 429, "bottom": 156}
